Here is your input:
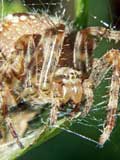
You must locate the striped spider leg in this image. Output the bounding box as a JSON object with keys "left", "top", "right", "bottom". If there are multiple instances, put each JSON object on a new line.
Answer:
{"left": 39, "top": 24, "right": 65, "bottom": 91}
{"left": 0, "top": 82, "right": 24, "bottom": 148}
{"left": 38, "top": 24, "right": 66, "bottom": 125}
{"left": 0, "top": 46, "right": 26, "bottom": 148}
{"left": 89, "top": 49, "right": 120, "bottom": 146}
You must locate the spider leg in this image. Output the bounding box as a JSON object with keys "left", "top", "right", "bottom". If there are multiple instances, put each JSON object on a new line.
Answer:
{"left": 49, "top": 81, "right": 63, "bottom": 125}
{"left": 0, "top": 83, "right": 24, "bottom": 148}
{"left": 73, "top": 26, "right": 120, "bottom": 77}
{"left": 90, "top": 49, "right": 120, "bottom": 146}
{"left": 5, "top": 117, "right": 24, "bottom": 148}
{"left": 73, "top": 26, "right": 111, "bottom": 77}
{"left": 15, "top": 34, "right": 37, "bottom": 86}
{"left": 38, "top": 25, "right": 65, "bottom": 124}
{"left": 39, "top": 24, "right": 65, "bottom": 92}
{"left": 81, "top": 79, "right": 93, "bottom": 117}
{"left": 99, "top": 51, "right": 120, "bottom": 146}
{"left": 73, "top": 29, "right": 96, "bottom": 77}
{"left": 50, "top": 99, "right": 60, "bottom": 125}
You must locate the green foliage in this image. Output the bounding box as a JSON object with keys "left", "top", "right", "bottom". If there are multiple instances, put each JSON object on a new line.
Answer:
{"left": 0, "top": 0, "right": 27, "bottom": 17}
{"left": 74, "top": 0, "right": 88, "bottom": 29}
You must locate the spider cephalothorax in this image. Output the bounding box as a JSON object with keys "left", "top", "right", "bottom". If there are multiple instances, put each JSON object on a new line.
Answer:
{"left": 0, "top": 12, "right": 120, "bottom": 148}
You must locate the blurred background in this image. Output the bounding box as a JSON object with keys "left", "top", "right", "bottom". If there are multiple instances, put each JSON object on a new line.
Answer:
{"left": 1, "top": 0, "right": 120, "bottom": 160}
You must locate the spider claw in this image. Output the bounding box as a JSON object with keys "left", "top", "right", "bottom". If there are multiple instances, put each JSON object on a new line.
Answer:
{"left": 99, "top": 129, "right": 110, "bottom": 146}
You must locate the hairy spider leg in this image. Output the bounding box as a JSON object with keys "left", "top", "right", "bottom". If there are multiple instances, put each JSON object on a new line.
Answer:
{"left": 0, "top": 83, "right": 23, "bottom": 148}
{"left": 5, "top": 117, "right": 24, "bottom": 149}
{"left": 73, "top": 29, "right": 94, "bottom": 77}
{"left": 49, "top": 99, "right": 60, "bottom": 125}
{"left": 73, "top": 26, "right": 110, "bottom": 77}
{"left": 38, "top": 25, "right": 65, "bottom": 124}
{"left": 90, "top": 49, "right": 120, "bottom": 146}
{"left": 14, "top": 34, "right": 43, "bottom": 101}
{"left": 80, "top": 79, "right": 93, "bottom": 117}
{"left": 39, "top": 24, "right": 65, "bottom": 91}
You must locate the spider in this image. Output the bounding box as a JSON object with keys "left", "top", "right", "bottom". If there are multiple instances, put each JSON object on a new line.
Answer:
{"left": 0, "top": 12, "right": 120, "bottom": 148}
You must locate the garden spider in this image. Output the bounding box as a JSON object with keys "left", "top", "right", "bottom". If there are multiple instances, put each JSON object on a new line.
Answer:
{"left": 0, "top": 12, "right": 120, "bottom": 148}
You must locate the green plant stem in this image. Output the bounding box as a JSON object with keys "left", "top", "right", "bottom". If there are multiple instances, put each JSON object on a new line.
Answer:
{"left": 74, "top": 0, "right": 88, "bottom": 29}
